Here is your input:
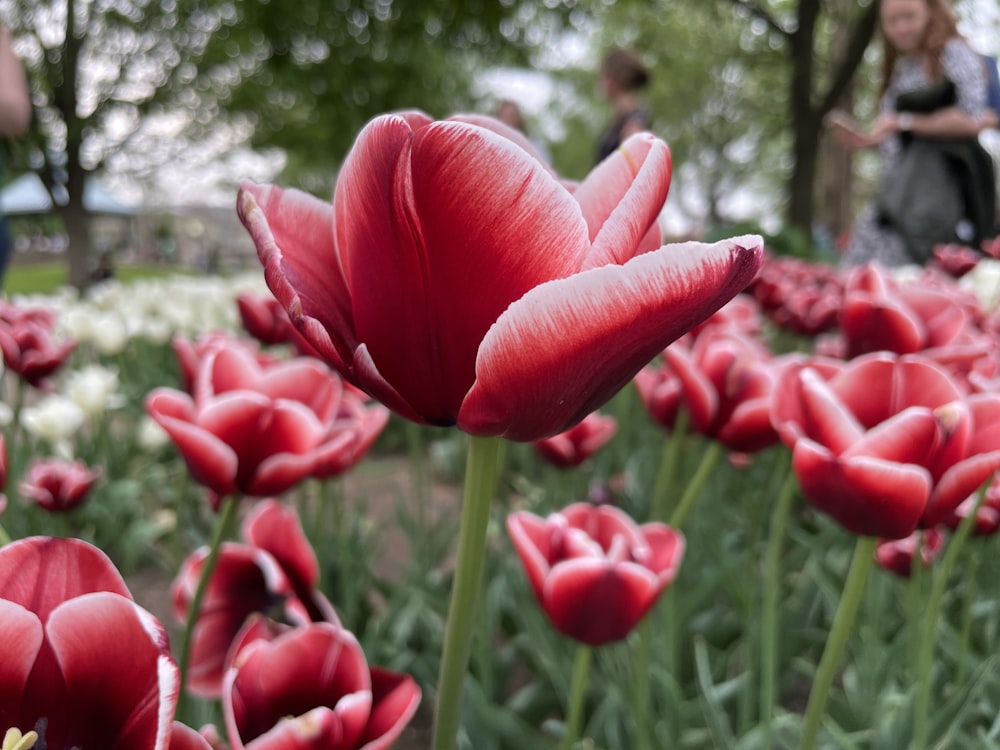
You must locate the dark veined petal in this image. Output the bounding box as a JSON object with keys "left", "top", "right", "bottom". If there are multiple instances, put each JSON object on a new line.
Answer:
{"left": 344, "top": 118, "right": 590, "bottom": 425}
{"left": 238, "top": 183, "right": 355, "bottom": 374}
{"left": 460, "top": 236, "right": 763, "bottom": 440}
{"left": 244, "top": 500, "right": 320, "bottom": 593}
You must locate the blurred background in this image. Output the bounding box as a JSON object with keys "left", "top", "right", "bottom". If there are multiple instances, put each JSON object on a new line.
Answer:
{"left": 1, "top": 0, "right": 997, "bottom": 290}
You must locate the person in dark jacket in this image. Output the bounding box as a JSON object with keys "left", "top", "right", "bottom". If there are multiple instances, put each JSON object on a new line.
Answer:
{"left": 595, "top": 48, "right": 651, "bottom": 165}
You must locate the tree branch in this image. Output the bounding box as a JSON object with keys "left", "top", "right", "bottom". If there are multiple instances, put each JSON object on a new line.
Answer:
{"left": 818, "top": 1, "right": 880, "bottom": 115}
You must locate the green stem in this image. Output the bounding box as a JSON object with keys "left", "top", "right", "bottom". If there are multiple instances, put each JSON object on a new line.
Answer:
{"left": 649, "top": 409, "right": 688, "bottom": 522}
{"left": 905, "top": 531, "right": 926, "bottom": 681}
{"left": 634, "top": 620, "right": 653, "bottom": 750}
{"left": 0, "top": 522, "right": 10, "bottom": 546}
{"left": 560, "top": 645, "right": 593, "bottom": 750}
{"left": 799, "top": 535, "right": 877, "bottom": 750}
{"left": 760, "top": 469, "right": 798, "bottom": 746}
{"left": 175, "top": 494, "right": 240, "bottom": 720}
{"left": 431, "top": 436, "right": 504, "bottom": 750}
{"left": 955, "top": 551, "right": 979, "bottom": 688}
{"left": 668, "top": 439, "right": 724, "bottom": 529}
{"left": 912, "top": 488, "right": 985, "bottom": 750}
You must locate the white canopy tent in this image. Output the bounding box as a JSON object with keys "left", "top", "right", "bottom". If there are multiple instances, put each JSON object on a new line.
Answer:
{"left": 0, "top": 172, "right": 137, "bottom": 216}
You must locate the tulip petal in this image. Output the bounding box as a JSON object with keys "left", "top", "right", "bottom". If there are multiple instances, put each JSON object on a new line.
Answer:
{"left": 577, "top": 134, "right": 672, "bottom": 269}
{"left": 46, "top": 592, "right": 176, "bottom": 750}
{"left": 242, "top": 707, "right": 343, "bottom": 750}
{"left": 793, "top": 439, "right": 931, "bottom": 539}
{"left": 345, "top": 119, "right": 591, "bottom": 424}
{"left": 664, "top": 344, "right": 718, "bottom": 435}
{"left": 925, "top": 451, "right": 1000, "bottom": 526}
{"left": 169, "top": 722, "right": 215, "bottom": 750}
{"left": 506, "top": 512, "right": 554, "bottom": 599}
{"left": 228, "top": 624, "right": 372, "bottom": 748}
{"left": 460, "top": 236, "right": 763, "bottom": 440}
{"left": 0, "top": 599, "right": 43, "bottom": 733}
{"left": 244, "top": 500, "right": 320, "bottom": 592}
{"left": 239, "top": 183, "right": 355, "bottom": 373}
{"left": 843, "top": 407, "right": 939, "bottom": 464}
{"left": 358, "top": 668, "right": 422, "bottom": 750}
{"left": 0, "top": 536, "right": 131, "bottom": 620}
{"left": 543, "top": 558, "right": 661, "bottom": 646}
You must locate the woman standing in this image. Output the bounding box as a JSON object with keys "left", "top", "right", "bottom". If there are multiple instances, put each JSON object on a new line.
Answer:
{"left": 832, "top": 0, "right": 990, "bottom": 267}
{"left": 595, "top": 48, "right": 651, "bottom": 165}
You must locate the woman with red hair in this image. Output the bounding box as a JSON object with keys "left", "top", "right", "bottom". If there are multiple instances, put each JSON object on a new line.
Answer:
{"left": 832, "top": 0, "right": 993, "bottom": 267}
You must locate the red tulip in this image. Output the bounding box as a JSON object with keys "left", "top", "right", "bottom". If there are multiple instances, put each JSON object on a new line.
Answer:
{"left": 0, "top": 537, "right": 178, "bottom": 750}
{"left": 236, "top": 291, "right": 296, "bottom": 346}
{"left": 533, "top": 411, "right": 618, "bottom": 468}
{"left": 932, "top": 243, "right": 981, "bottom": 277}
{"left": 172, "top": 333, "right": 276, "bottom": 394}
{"left": 507, "top": 502, "right": 684, "bottom": 646}
{"left": 840, "top": 264, "right": 973, "bottom": 357}
{"left": 238, "top": 112, "right": 762, "bottom": 441}
{"left": 173, "top": 500, "right": 338, "bottom": 697}
{"left": 222, "top": 622, "right": 421, "bottom": 750}
{"left": 636, "top": 330, "right": 783, "bottom": 452}
{"left": 875, "top": 528, "right": 946, "bottom": 578}
{"left": 0, "top": 319, "right": 76, "bottom": 388}
{"left": 19, "top": 458, "right": 100, "bottom": 512}
{"left": 147, "top": 341, "right": 362, "bottom": 499}
{"left": 747, "top": 254, "right": 843, "bottom": 335}
{"left": 944, "top": 475, "right": 1000, "bottom": 535}
{"left": 773, "top": 353, "right": 1000, "bottom": 538}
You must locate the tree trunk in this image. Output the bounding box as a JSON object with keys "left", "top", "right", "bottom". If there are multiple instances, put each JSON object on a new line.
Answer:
{"left": 60, "top": 201, "right": 93, "bottom": 292}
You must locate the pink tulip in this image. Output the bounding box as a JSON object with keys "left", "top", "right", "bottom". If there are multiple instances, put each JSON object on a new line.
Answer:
{"left": 173, "top": 500, "right": 338, "bottom": 697}
{"left": 238, "top": 111, "right": 762, "bottom": 441}
{"left": 19, "top": 457, "right": 100, "bottom": 512}
{"left": 507, "top": 502, "right": 684, "bottom": 645}
{"left": 222, "top": 622, "right": 420, "bottom": 750}
{"left": 875, "top": 528, "right": 945, "bottom": 578}
{"left": 533, "top": 411, "right": 618, "bottom": 468}
{"left": 147, "top": 341, "right": 366, "bottom": 499}
{"left": 0, "top": 318, "right": 76, "bottom": 388}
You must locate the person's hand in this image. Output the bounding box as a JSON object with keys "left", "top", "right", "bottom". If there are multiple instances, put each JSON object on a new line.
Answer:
{"left": 866, "top": 113, "right": 901, "bottom": 145}
{"left": 825, "top": 110, "right": 873, "bottom": 150}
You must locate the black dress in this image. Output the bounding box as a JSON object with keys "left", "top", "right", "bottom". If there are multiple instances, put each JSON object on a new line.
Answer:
{"left": 595, "top": 108, "right": 651, "bottom": 164}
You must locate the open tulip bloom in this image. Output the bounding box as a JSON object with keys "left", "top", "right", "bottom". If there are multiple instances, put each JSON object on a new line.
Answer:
{"left": 238, "top": 111, "right": 763, "bottom": 441}
{"left": 238, "top": 109, "right": 759, "bottom": 750}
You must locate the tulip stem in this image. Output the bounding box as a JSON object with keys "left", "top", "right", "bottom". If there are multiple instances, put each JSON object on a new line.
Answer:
{"left": 955, "top": 551, "right": 979, "bottom": 688}
{"left": 561, "top": 644, "right": 593, "bottom": 750}
{"left": 668, "top": 439, "right": 723, "bottom": 529}
{"left": 912, "top": 487, "right": 985, "bottom": 750}
{"left": 0, "top": 522, "right": 10, "bottom": 546}
{"left": 760, "top": 468, "right": 798, "bottom": 746}
{"left": 650, "top": 409, "right": 688, "bottom": 522}
{"left": 799, "top": 534, "right": 876, "bottom": 750}
{"left": 431, "top": 435, "right": 503, "bottom": 750}
{"left": 175, "top": 494, "right": 240, "bottom": 721}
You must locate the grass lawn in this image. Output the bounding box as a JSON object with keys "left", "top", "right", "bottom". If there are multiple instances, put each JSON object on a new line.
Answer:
{"left": 3, "top": 261, "right": 190, "bottom": 296}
